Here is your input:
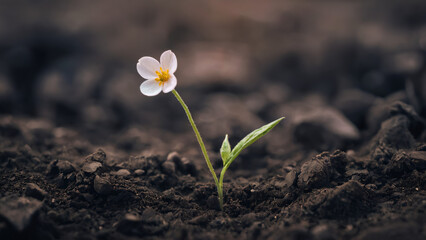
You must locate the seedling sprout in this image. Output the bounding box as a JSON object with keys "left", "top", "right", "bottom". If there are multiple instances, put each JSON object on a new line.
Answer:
{"left": 137, "top": 50, "right": 284, "bottom": 210}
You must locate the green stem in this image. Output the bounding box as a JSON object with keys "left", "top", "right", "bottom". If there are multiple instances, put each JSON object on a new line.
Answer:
{"left": 218, "top": 164, "right": 229, "bottom": 210}
{"left": 172, "top": 90, "right": 219, "bottom": 191}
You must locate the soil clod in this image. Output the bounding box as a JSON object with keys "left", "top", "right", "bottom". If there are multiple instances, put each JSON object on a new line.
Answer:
{"left": 0, "top": 195, "right": 43, "bottom": 232}
{"left": 25, "top": 183, "right": 47, "bottom": 200}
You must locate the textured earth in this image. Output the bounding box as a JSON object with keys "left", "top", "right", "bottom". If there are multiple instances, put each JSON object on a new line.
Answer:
{"left": 1, "top": 1, "right": 426, "bottom": 239}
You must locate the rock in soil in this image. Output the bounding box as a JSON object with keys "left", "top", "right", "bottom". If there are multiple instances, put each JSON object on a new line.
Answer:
{"left": 134, "top": 169, "right": 145, "bottom": 175}
{"left": 113, "top": 169, "right": 131, "bottom": 177}
{"left": 82, "top": 161, "right": 102, "bottom": 174}
{"left": 47, "top": 160, "right": 75, "bottom": 176}
{"left": 93, "top": 175, "right": 113, "bottom": 195}
{"left": 85, "top": 148, "right": 106, "bottom": 163}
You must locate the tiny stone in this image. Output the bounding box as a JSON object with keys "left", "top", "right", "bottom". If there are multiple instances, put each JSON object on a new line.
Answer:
{"left": 56, "top": 160, "right": 75, "bottom": 174}
{"left": 48, "top": 160, "right": 75, "bottom": 176}
{"left": 94, "top": 175, "right": 113, "bottom": 195}
{"left": 85, "top": 149, "right": 106, "bottom": 163}
{"left": 82, "top": 162, "right": 102, "bottom": 174}
{"left": 25, "top": 183, "right": 47, "bottom": 200}
{"left": 167, "top": 152, "right": 183, "bottom": 170}
{"left": 124, "top": 212, "right": 142, "bottom": 222}
{"left": 346, "top": 169, "right": 369, "bottom": 178}
{"left": 114, "top": 169, "right": 131, "bottom": 177}
{"left": 167, "top": 151, "right": 180, "bottom": 162}
{"left": 134, "top": 169, "right": 145, "bottom": 175}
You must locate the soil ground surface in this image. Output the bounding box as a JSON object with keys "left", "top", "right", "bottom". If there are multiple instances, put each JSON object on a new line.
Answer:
{"left": 1, "top": 1, "right": 426, "bottom": 239}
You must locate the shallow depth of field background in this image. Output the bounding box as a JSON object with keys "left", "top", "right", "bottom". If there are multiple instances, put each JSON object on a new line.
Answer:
{"left": 1, "top": 2, "right": 426, "bottom": 239}
{"left": 1, "top": 0, "right": 425, "bottom": 154}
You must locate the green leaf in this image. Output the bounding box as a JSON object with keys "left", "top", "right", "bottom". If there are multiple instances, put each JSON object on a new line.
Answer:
{"left": 220, "top": 134, "right": 231, "bottom": 164}
{"left": 226, "top": 117, "right": 284, "bottom": 167}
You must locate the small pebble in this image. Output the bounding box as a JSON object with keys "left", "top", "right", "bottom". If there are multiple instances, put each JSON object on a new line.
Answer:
{"left": 94, "top": 175, "right": 113, "bottom": 195}
{"left": 114, "top": 169, "right": 131, "bottom": 177}
{"left": 82, "top": 162, "right": 102, "bottom": 174}
{"left": 56, "top": 160, "right": 75, "bottom": 174}
{"left": 167, "top": 152, "right": 180, "bottom": 162}
{"left": 85, "top": 149, "right": 106, "bottom": 163}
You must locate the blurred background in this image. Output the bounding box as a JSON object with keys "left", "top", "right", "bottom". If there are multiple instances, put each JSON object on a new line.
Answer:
{"left": 1, "top": 0, "right": 425, "bottom": 158}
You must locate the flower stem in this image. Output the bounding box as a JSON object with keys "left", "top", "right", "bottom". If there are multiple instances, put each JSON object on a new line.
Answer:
{"left": 172, "top": 90, "right": 221, "bottom": 207}
{"left": 218, "top": 165, "right": 228, "bottom": 210}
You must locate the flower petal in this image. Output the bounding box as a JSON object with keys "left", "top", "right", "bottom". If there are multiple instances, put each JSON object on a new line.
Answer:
{"left": 140, "top": 79, "right": 162, "bottom": 96}
{"left": 137, "top": 57, "right": 160, "bottom": 79}
{"left": 162, "top": 74, "right": 177, "bottom": 93}
{"left": 160, "top": 50, "right": 177, "bottom": 73}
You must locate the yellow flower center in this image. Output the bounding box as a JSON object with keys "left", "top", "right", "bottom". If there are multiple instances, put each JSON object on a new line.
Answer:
{"left": 155, "top": 67, "right": 170, "bottom": 86}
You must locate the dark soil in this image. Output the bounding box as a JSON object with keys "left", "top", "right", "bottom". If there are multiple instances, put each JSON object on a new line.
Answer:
{"left": 1, "top": 1, "right": 426, "bottom": 240}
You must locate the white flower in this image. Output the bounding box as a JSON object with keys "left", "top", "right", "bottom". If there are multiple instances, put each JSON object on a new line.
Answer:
{"left": 137, "top": 50, "right": 178, "bottom": 96}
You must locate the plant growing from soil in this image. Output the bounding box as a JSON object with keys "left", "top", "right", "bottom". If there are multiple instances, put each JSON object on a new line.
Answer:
{"left": 137, "top": 50, "right": 284, "bottom": 210}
